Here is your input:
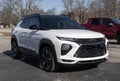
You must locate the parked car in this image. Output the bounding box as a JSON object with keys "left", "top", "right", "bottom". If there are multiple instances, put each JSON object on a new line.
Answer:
{"left": 82, "top": 18, "right": 120, "bottom": 43}
{"left": 11, "top": 14, "right": 109, "bottom": 72}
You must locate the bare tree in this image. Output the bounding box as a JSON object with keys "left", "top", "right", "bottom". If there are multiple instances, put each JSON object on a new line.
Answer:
{"left": 0, "top": 0, "right": 44, "bottom": 24}
{"left": 61, "top": 0, "right": 120, "bottom": 23}
{"left": 61, "top": 0, "right": 88, "bottom": 23}
{"left": 88, "top": 0, "right": 120, "bottom": 18}
{"left": 14, "top": 0, "right": 43, "bottom": 20}
{"left": 0, "top": 0, "right": 16, "bottom": 25}
{"left": 74, "top": 0, "right": 88, "bottom": 23}
{"left": 62, "top": 0, "right": 74, "bottom": 13}
{"left": 46, "top": 8, "right": 56, "bottom": 15}
{"left": 102, "top": 0, "right": 120, "bottom": 18}
{"left": 88, "top": 0, "right": 104, "bottom": 17}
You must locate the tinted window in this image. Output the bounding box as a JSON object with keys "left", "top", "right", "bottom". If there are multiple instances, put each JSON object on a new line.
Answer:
{"left": 41, "top": 16, "right": 84, "bottom": 29}
{"left": 30, "top": 17, "right": 40, "bottom": 27}
{"left": 20, "top": 17, "right": 40, "bottom": 29}
{"left": 102, "top": 19, "right": 112, "bottom": 25}
{"left": 91, "top": 19, "right": 100, "bottom": 25}
{"left": 20, "top": 18, "right": 31, "bottom": 28}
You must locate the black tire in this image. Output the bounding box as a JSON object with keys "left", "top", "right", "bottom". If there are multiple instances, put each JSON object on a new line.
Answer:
{"left": 11, "top": 40, "right": 21, "bottom": 59}
{"left": 39, "top": 46, "right": 58, "bottom": 72}
{"left": 117, "top": 35, "right": 120, "bottom": 44}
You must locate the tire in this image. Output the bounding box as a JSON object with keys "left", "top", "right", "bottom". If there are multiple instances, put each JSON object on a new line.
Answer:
{"left": 11, "top": 40, "right": 21, "bottom": 59}
{"left": 39, "top": 46, "right": 58, "bottom": 72}
{"left": 117, "top": 35, "right": 120, "bottom": 44}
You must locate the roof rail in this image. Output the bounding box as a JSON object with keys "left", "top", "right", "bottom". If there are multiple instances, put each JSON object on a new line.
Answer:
{"left": 25, "top": 13, "right": 40, "bottom": 17}
{"left": 21, "top": 13, "right": 40, "bottom": 20}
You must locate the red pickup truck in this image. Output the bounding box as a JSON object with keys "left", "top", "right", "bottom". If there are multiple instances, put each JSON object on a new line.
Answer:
{"left": 82, "top": 18, "right": 120, "bottom": 43}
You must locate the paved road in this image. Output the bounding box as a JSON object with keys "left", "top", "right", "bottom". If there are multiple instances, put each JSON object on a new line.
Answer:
{"left": 0, "top": 36, "right": 120, "bottom": 81}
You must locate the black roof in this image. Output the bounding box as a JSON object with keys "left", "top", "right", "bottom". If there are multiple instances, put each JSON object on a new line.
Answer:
{"left": 21, "top": 14, "right": 68, "bottom": 20}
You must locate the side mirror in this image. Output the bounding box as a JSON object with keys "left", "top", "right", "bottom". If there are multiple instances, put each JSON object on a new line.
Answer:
{"left": 29, "top": 25, "right": 39, "bottom": 30}
{"left": 109, "top": 23, "right": 114, "bottom": 27}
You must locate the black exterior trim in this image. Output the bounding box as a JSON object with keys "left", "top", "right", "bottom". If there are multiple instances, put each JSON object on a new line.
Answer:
{"left": 39, "top": 39, "right": 58, "bottom": 63}
{"left": 18, "top": 46, "right": 38, "bottom": 57}
{"left": 59, "top": 58, "right": 106, "bottom": 67}
{"left": 11, "top": 35, "right": 17, "bottom": 42}
{"left": 11, "top": 35, "right": 18, "bottom": 49}
{"left": 77, "top": 58, "right": 106, "bottom": 65}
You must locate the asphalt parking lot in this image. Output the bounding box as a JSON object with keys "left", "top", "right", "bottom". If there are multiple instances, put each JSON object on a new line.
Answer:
{"left": 0, "top": 36, "right": 120, "bottom": 81}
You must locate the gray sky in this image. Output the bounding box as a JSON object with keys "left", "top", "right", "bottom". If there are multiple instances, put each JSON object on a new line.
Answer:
{"left": 40, "top": 0, "right": 90, "bottom": 14}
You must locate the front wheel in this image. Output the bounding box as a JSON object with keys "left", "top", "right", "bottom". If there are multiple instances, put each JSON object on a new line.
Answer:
{"left": 39, "top": 46, "right": 58, "bottom": 72}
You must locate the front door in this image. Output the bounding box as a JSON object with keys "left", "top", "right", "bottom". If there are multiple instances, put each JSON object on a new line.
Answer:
{"left": 87, "top": 18, "right": 103, "bottom": 33}
{"left": 101, "top": 19, "right": 115, "bottom": 39}
{"left": 26, "top": 17, "right": 41, "bottom": 54}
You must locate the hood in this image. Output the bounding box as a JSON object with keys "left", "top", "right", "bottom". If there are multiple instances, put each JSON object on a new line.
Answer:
{"left": 48, "top": 29, "right": 104, "bottom": 39}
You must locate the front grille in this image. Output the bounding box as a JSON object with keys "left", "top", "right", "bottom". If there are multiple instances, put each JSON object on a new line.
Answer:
{"left": 74, "top": 44, "right": 106, "bottom": 58}
{"left": 74, "top": 38, "right": 105, "bottom": 45}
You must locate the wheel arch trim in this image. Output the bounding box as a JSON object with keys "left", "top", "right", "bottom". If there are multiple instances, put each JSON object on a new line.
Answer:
{"left": 39, "top": 39, "right": 58, "bottom": 62}
{"left": 11, "top": 35, "right": 18, "bottom": 43}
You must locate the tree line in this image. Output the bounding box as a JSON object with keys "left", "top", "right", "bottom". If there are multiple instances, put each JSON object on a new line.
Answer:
{"left": 62, "top": 0, "right": 120, "bottom": 24}
{"left": 0, "top": 0, "right": 120, "bottom": 25}
{"left": 0, "top": 0, "right": 56, "bottom": 25}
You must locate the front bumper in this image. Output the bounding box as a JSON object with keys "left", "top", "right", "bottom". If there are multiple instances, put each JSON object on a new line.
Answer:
{"left": 56, "top": 38, "right": 109, "bottom": 65}
{"left": 76, "top": 58, "right": 106, "bottom": 65}
{"left": 58, "top": 58, "right": 107, "bottom": 67}
{"left": 59, "top": 51, "right": 108, "bottom": 64}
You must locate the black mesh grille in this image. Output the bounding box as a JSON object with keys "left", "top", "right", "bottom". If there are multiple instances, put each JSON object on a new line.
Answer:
{"left": 74, "top": 44, "right": 106, "bottom": 58}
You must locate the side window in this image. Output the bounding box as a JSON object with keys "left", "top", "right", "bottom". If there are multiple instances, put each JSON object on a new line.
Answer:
{"left": 30, "top": 17, "right": 40, "bottom": 27}
{"left": 91, "top": 19, "right": 100, "bottom": 25}
{"left": 20, "top": 18, "right": 31, "bottom": 29}
{"left": 102, "top": 19, "right": 112, "bottom": 25}
{"left": 63, "top": 19, "right": 75, "bottom": 28}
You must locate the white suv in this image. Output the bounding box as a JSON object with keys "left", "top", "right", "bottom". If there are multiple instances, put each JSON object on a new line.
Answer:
{"left": 11, "top": 14, "right": 109, "bottom": 72}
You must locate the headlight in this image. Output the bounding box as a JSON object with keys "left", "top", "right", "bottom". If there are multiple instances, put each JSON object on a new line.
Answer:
{"left": 57, "top": 37, "right": 78, "bottom": 42}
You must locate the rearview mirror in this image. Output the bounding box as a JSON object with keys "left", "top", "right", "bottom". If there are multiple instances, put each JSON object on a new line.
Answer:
{"left": 29, "top": 25, "right": 39, "bottom": 30}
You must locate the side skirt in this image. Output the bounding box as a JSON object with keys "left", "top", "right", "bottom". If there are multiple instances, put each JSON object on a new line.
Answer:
{"left": 18, "top": 46, "right": 39, "bottom": 57}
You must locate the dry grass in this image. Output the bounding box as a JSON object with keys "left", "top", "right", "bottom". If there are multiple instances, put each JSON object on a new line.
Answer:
{"left": 0, "top": 32, "right": 11, "bottom": 36}
{"left": 0, "top": 28, "right": 12, "bottom": 36}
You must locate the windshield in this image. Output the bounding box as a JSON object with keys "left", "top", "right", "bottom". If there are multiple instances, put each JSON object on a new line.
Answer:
{"left": 41, "top": 16, "right": 84, "bottom": 29}
{"left": 112, "top": 18, "right": 120, "bottom": 25}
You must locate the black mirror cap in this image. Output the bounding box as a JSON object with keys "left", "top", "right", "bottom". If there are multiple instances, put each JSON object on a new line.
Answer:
{"left": 29, "top": 25, "right": 39, "bottom": 30}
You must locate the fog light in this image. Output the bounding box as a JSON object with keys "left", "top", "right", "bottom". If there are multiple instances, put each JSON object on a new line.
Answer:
{"left": 61, "top": 44, "right": 72, "bottom": 55}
